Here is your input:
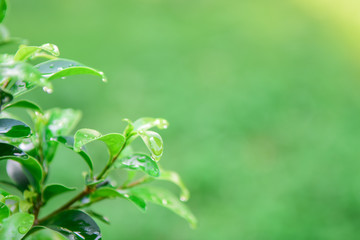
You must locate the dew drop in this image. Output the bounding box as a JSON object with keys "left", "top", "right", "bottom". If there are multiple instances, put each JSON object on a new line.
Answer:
{"left": 42, "top": 86, "right": 53, "bottom": 94}
{"left": 162, "top": 199, "right": 168, "bottom": 205}
{"left": 180, "top": 196, "right": 187, "bottom": 202}
{"left": 61, "top": 77, "right": 66, "bottom": 80}
{"left": 18, "top": 226, "right": 29, "bottom": 234}
{"left": 124, "top": 194, "right": 129, "bottom": 198}
{"left": 49, "top": 64, "right": 54, "bottom": 69}
{"left": 57, "top": 67, "right": 63, "bottom": 71}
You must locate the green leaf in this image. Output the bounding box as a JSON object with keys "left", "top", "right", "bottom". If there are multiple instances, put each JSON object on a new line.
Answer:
{"left": 123, "top": 118, "right": 134, "bottom": 137}
{"left": 50, "top": 136, "right": 93, "bottom": 173}
{"left": 158, "top": 169, "right": 190, "bottom": 201}
{"left": 139, "top": 131, "right": 163, "bottom": 161}
{"left": 0, "top": 212, "right": 34, "bottom": 239}
{"left": 3, "top": 100, "right": 43, "bottom": 113}
{"left": 14, "top": 43, "right": 60, "bottom": 61}
{"left": 0, "top": 118, "right": 31, "bottom": 137}
{"left": 0, "top": 202, "right": 9, "bottom": 221}
{"left": 35, "top": 58, "right": 107, "bottom": 82}
{"left": 85, "top": 210, "right": 110, "bottom": 225}
{"left": 130, "top": 186, "right": 197, "bottom": 228}
{"left": 0, "top": 60, "right": 52, "bottom": 96}
{"left": 117, "top": 154, "right": 160, "bottom": 177}
{"left": 43, "top": 184, "right": 76, "bottom": 203}
{"left": 0, "top": 143, "right": 43, "bottom": 190}
{"left": 0, "top": 0, "right": 6, "bottom": 24}
{"left": 91, "top": 187, "right": 146, "bottom": 211}
{"left": 41, "top": 210, "right": 101, "bottom": 240}
{"left": 133, "top": 118, "right": 169, "bottom": 131}
{"left": 26, "top": 228, "right": 68, "bottom": 240}
{"left": 74, "top": 128, "right": 125, "bottom": 158}
{"left": 43, "top": 108, "right": 82, "bottom": 163}
{"left": 0, "top": 88, "right": 12, "bottom": 109}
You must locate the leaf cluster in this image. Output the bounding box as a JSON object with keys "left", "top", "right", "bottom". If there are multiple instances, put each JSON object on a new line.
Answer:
{"left": 0, "top": 1, "right": 196, "bottom": 239}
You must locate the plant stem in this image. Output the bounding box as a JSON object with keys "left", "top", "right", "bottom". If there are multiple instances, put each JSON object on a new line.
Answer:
{"left": 37, "top": 187, "right": 93, "bottom": 224}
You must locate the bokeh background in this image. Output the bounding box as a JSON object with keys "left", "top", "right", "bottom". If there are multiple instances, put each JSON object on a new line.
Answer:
{"left": 3, "top": 0, "right": 360, "bottom": 239}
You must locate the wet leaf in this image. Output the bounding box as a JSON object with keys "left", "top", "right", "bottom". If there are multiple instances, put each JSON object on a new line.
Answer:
{"left": 50, "top": 136, "right": 93, "bottom": 173}
{"left": 0, "top": 60, "right": 51, "bottom": 97}
{"left": 139, "top": 131, "right": 163, "bottom": 161}
{"left": 0, "top": 88, "right": 12, "bottom": 109}
{"left": 35, "top": 58, "right": 106, "bottom": 82}
{"left": 0, "top": 202, "right": 9, "bottom": 221}
{"left": 14, "top": 43, "right": 60, "bottom": 61}
{"left": 3, "top": 100, "right": 43, "bottom": 113}
{"left": 43, "top": 108, "right": 82, "bottom": 163}
{"left": 0, "top": 143, "right": 43, "bottom": 190}
{"left": 133, "top": 118, "right": 169, "bottom": 131}
{"left": 43, "top": 184, "right": 76, "bottom": 203}
{"left": 91, "top": 187, "right": 146, "bottom": 211}
{"left": 0, "top": 118, "right": 31, "bottom": 137}
{"left": 117, "top": 154, "right": 160, "bottom": 177}
{"left": 41, "top": 210, "right": 101, "bottom": 240}
{"left": 0, "top": 0, "right": 6, "bottom": 24}
{"left": 130, "top": 186, "right": 197, "bottom": 228}
{"left": 74, "top": 129, "right": 125, "bottom": 158}
{"left": 158, "top": 169, "right": 190, "bottom": 201}
{"left": 0, "top": 212, "right": 34, "bottom": 239}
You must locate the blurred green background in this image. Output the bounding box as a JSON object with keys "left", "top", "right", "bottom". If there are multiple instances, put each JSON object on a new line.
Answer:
{"left": 3, "top": 0, "right": 360, "bottom": 239}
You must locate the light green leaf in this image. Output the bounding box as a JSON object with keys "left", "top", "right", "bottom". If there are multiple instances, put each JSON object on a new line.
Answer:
{"left": 50, "top": 136, "right": 93, "bottom": 173}
{"left": 158, "top": 169, "right": 190, "bottom": 201}
{"left": 0, "top": 0, "right": 6, "bottom": 24}
{"left": 41, "top": 210, "right": 101, "bottom": 240}
{"left": 74, "top": 128, "right": 125, "bottom": 158}
{"left": 130, "top": 186, "right": 197, "bottom": 228}
{"left": 0, "top": 118, "right": 31, "bottom": 137}
{"left": 133, "top": 118, "right": 169, "bottom": 131}
{"left": 26, "top": 228, "right": 67, "bottom": 240}
{"left": 3, "top": 100, "right": 42, "bottom": 113}
{"left": 35, "top": 58, "right": 107, "bottom": 82}
{"left": 14, "top": 43, "right": 60, "bottom": 61}
{"left": 117, "top": 154, "right": 160, "bottom": 177}
{"left": 0, "top": 212, "right": 34, "bottom": 239}
{"left": 43, "top": 184, "right": 76, "bottom": 203}
{"left": 139, "top": 131, "right": 163, "bottom": 161}
{"left": 43, "top": 108, "right": 82, "bottom": 163}
{"left": 91, "top": 187, "right": 146, "bottom": 211}
{"left": 0, "top": 202, "right": 9, "bottom": 221}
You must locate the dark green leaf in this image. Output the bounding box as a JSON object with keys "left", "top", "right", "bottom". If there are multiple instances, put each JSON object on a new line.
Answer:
{"left": 50, "top": 136, "right": 93, "bottom": 172}
{"left": 74, "top": 129, "right": 125, "bottom": 158}
{"left": 158, "top": 169, "right": 190, "bottom": 201}
{"left": 0, "top": 202, "right": 10, "bottom": 221}
{"left": 3, "top": 100, "right": 42, "bottom": 113}
{"left": 0, "top": 212, "right": 34, "bottom": 239}
{"left": 0, "top": 143, "right": 43, "bottom": 190}
{"left": 14, "top": 43, "right": 60, "bottom": 61}
{"left": 130, "top": 186, "right": 197, "bottom": 228}
{"left": 0, "top": 118, "right": 31, "bottom": 137}
{"left": 41, "top": 210, "right": 101, "bottom": 240}
{"left": 35, "top": 58, "right": 107, "bottom": 82}
{"left": 43, "top": 184, "right": 76, "bottom": 203}
{"left": 0, "top": 88, "right": 12, "bottom": 109}
{"left": 117, "top": 154, "right": 160, "bottom": 177}
{"left": 133, "top": 118, "right": 169, "bottom": 131}
{"left": 85, "top": 210, "right": 110, "bottom": 225}
{"left": 0, "top": 0, "right": 6, "bottom": 23}
{"left": 139, "top": 131, "right": 163, "bottom": 161}
{"left": 91, "top": 187, "right": 146, "bottom": 211}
